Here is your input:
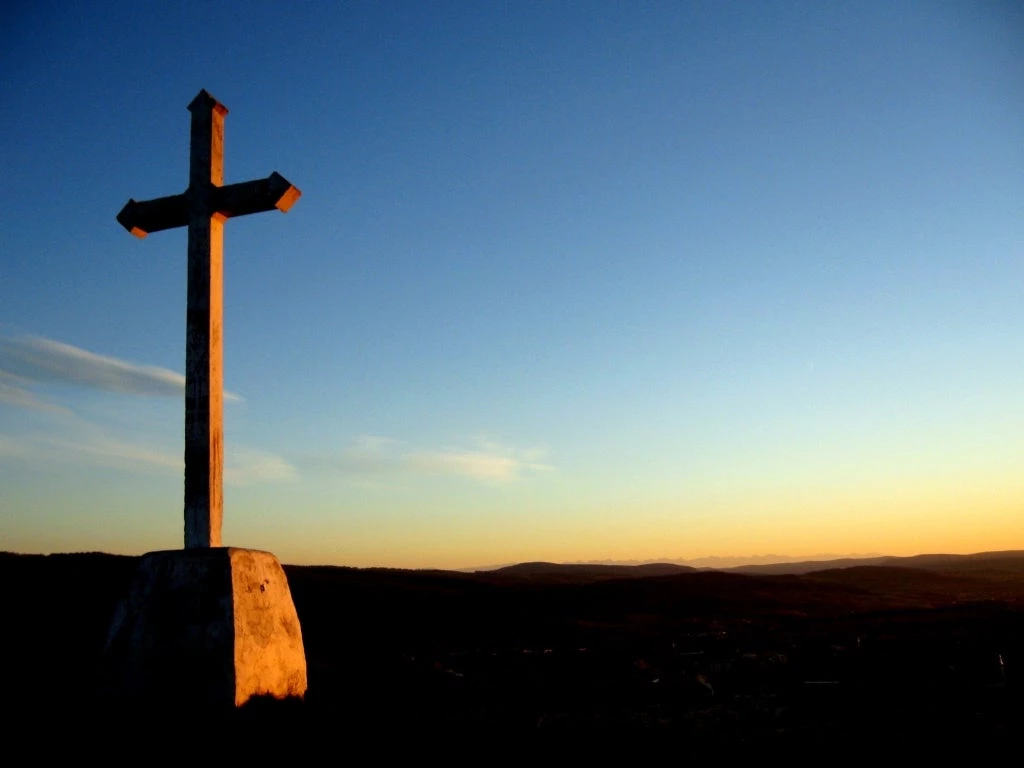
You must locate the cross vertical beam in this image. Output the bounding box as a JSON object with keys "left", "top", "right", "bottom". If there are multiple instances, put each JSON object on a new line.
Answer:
{"left": 184, "top": 91, "right": 227, "bottom": 548}
{"left": 117, "top": 90, "right": 301, "bottom": 550}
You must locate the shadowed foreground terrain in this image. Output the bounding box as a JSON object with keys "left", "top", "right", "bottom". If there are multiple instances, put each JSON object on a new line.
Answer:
{"left": 2, "top": 551, "right": 1021, "bottom": 749}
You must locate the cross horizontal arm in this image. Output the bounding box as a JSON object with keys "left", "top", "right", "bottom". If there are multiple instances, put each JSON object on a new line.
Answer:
{"left": 118, "top": 193, "right": 191, "bottom": 239}
{"left": 212, "top": 172, "right": 301, "bottom": 219}
{"left": 117, "top": 194, "right": 189, "bottom": 238}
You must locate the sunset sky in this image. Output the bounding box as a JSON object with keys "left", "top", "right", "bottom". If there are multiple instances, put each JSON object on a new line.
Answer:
{"left": 2, "top": 2, "right": 1022, "bottom": 568}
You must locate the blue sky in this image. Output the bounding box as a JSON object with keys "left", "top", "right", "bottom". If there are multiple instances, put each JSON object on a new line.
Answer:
{"left": 2, "top": 2, "right": 1023, "bottom": 567}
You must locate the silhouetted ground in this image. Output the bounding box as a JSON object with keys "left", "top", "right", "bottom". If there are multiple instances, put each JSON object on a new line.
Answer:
{"left": 2, "top": 551, "right": 1021, "bottom": 752}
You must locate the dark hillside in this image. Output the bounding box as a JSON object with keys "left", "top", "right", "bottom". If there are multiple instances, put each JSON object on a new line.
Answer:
{"left": 2, "top": 551, "right": 1021, "bottom": 745}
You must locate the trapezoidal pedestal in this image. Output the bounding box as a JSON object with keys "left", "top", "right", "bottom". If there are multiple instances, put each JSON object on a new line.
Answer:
{"left": 104, "top": 547, "right": 307, "bottom": 709}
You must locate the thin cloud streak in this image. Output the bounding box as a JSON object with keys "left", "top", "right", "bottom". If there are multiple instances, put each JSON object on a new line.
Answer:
{"left": 0, "top": 374, "right": 72, "bottom": 415}
{"left": 43, "top": 435, "right": 182, "bottom": 473}
{"left": 226, "top": 448, "right": 299, "bottom": 486}
{"left": 310, "top": 436, "right": 553, "bottom": 483}
{"left": 408, "top": 450, "right": 520, "bottom": 480}
{"left": 0, "top": 434, "right": 37, "bottom": 459}
{"left": 0, "top": 432, "right": 181, "bottom": 474}
{"left": 0, "top": 431, "right": 297, "bottom": 486}
{"left": 0, "top": 334, "right": 242, "bottom": 406}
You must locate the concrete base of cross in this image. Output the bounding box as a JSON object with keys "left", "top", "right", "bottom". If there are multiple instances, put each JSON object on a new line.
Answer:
{"left": 103, "top": 548, "right": 307, "bottom": 708}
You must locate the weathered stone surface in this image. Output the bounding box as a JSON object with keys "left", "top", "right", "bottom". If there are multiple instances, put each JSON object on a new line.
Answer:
{"left": 104, "top": 548, "right": 307, "bottom": 708}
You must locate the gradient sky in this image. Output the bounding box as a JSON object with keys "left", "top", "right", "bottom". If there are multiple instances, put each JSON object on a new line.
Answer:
{"left": 2, "top": 2, "right": 1022, "bottom": 568}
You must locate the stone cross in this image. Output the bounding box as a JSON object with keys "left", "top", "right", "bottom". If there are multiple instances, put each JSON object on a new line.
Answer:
{"left": 117, "top": 90, "right": 300, "bottom": 549}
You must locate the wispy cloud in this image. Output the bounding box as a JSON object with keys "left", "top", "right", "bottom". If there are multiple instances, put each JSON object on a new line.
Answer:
{"left": 226, "top": 448, "right": 299, "bottom": 486}
{"left": 0, "top": 431, "right": 297, "bottom": 486}
{"left": 0, "top": 371, "right": 72, "bottom": 415}
{"left": 0, "top": 334, "right": 293, "bottom": 487}
{"left": 0, "top": 334, "right": 241, "bottom": 410}
{"left": 0, "top": 431, "right": 181, "bottom": 474}
{"left": 311, "top": 435, "right": 552, "bottom": 483}
{"left": 407, "top": 450, "right": 521, "bottom": 480}
{"left": 0, "top": 434, "right": 37, "bottom": 459}
{"left": 42, "top": 434, "right": 183, "bottom": 473}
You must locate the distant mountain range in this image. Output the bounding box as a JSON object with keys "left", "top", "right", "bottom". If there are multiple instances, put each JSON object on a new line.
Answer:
{"left": 722, "top": 549, "right": 1024, "bottom": 575}
{"left": 481, "top": 560, "right": 696, "bottom": 585}
{"left": 467, "top": 550, "right": 1024, "bottom": 582}
{"left": 463, "top": 553, "right": 885, "bottom": 572}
